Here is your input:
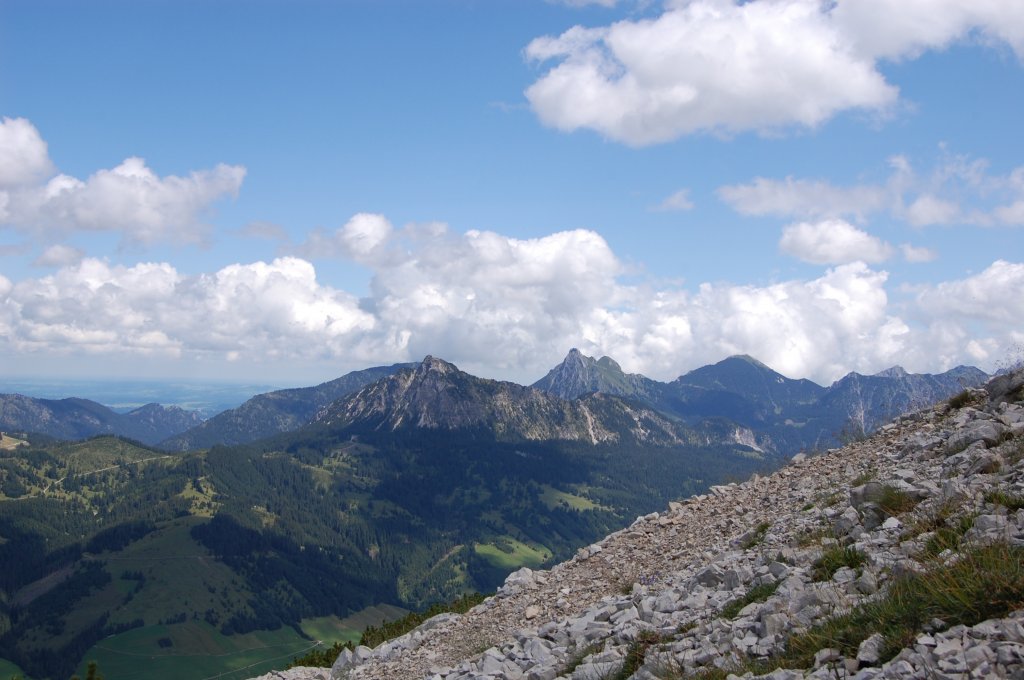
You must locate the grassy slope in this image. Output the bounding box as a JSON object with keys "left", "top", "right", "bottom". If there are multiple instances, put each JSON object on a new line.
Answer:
{"left": 80, "top": 605, "right": 409, "bottom": 680}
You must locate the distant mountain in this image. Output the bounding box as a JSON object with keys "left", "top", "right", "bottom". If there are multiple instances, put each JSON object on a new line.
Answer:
{"left": 820, "top": 364, "right": 989, "bottom": 434}
{"left": 160, "top": 363, "right": 415, "bottom": 450}
{"left": 531, "top": 348, "right": 665, "bottom": 402}
{"left": 316, "top": 356, "right": 697, "bottom": 447}
{"left": 531, "top": 351, "right": 989, "bottom": 453}
{"left": 0, "top": 394, "right": 203, "bottom": 445}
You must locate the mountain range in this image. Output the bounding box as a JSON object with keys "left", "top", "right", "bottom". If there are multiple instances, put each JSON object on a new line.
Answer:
{"left": 1, "top": 351, "right": 987, "bottom": 457}
{"left": 0, "top": 351, "right": 991, "bottom": 679}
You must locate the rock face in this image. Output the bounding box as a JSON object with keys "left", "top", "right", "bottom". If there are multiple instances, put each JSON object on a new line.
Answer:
{"left": 0, "top": 394, "right": 203, "bottom": 445}
{"left": 255, "top": 368, "right": 1024, "bottom": 680}
{"left": 160, "top": 363, "right": 414, "bottom": 450}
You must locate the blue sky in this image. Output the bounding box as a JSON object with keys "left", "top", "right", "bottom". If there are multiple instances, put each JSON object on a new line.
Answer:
{"left": 1, "top": 0, "right": 1022, "bottom": 388}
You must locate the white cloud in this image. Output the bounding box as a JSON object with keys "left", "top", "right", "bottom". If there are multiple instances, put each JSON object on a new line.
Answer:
{"left": 900, "top": 243, "right": 937, "bottom": 263}
{"left": 0, "top": 118, "right": 246, "bottom": 246}
{"left": 721, "top": 151, "right": 1024, "bottom": 229}
{"left": 904, "top": 194, "right": 961, "bottom": 227}
{"left": 526, "top": 0, "right": 895, "bottom": 145}
{"left": 916, "top": 260, "right": 1024, "bottom": 325}
{"left": 3, "top": 215, "right": 1017, "bottom": 384}
{"left": 779, "top": 219, "right": 893, "bottom": 264}
{"left": 0, "top": 256, "right": 375, "bottom": 360}
{"left": 718, "top": 177, "right": 888, "bottom": 220}
{"left": 0, "top": 117, "right": 54, "bottom": 188}
{"left": 651, "top": 188, "right": 694, "bottom": 212}
{"left": 525, "top": 0, "right": 1024, "bottom": 145}
{"left": 831, "top": 0, "right": 1024, "bottom": 61}
{"left": 33, "top": 244, "right": 85, "bottom": 268}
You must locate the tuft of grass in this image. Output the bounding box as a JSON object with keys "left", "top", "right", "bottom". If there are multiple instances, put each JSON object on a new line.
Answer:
{"left": 740, "top": 521, "right": 772, "bottom": 549}
{"left": 561, "top": 643, "right": 601, "bottom": 676}
{"left": 877, "top": 485, "right": 920, "bottom": 516}
{"left": 783, "top": 541, "right": 1024, "bottom": 668}
{"left": 920, "top": 514, "right": 976, "bottom": 560}
{"left": 611, "top": 630, "right": 664, "bottom": 680}
{"left": 947, "top": 389, "right": 975, "bottom": 410}
{"left": 812, "top": 545, "right": 867, "bottom": 582}
{"left": 851, "top": 468, "right": 877, "bottom": 487}
{"left": 985, "top": 489, "right": 1024, "bottom": 511}
{"left": 720, "top": 581, "right": 781, "bottom": 620}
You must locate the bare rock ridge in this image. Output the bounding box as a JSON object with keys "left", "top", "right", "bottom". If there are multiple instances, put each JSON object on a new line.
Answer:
{"left": 253, "top": 367, "right": 1024, "bottom": 680}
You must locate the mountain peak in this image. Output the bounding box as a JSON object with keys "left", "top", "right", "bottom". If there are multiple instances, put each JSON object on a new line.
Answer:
{"left": 533, "top": 349, "right": 657, "bottom": 401}
{"left": 419, "top": 355, "right": 456, "bottom": 374}
{"left": 874, "top": 366, "right": 908, "bottom": 378}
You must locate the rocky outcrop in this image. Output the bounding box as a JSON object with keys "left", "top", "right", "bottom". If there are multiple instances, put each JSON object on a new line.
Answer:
{"left": 252, "top": 368, "right": 1024, "bottom": 680}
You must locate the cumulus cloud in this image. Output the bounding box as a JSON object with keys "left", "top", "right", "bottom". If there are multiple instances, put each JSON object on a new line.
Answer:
{"left": 0, "top": 256, "right": 375, "bottom": 360}
{"left": 651, "top": 188, "right": 694, "bottom": 212}
{"left": 0, "top": 117, "right": 54, "bottom": 187}
{"left": 0, "top": 118, "right": 245, "bottom": 246}
{"left": 2, "top": 214, "right": 1017, "bottom": 384}
{"left": 831, "top": 0, "right": 1024, "bottom": 61}
{"left": 779, "top": 219, "right": 893, "bottom": 264}
{"left": 524, "top": 0, "right": 1024, "bottom": 145}
{"left": 526, "top": 0, "right": 895, "bottom": 145}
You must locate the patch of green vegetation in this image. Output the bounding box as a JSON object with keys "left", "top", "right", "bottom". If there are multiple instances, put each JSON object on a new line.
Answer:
{"left": 720, "top": 581, "right": 781, "bottom": 620}
{"left": 560, "top": 643, "right": 601, "bottom": 676}
{"left": 473, "top": 537, "right": 550, "bottom": 570}
{"left": 611, "top": 630, "right": 664, "bottom": 680}
{"left": 921, "top": 515, "right": 976, "bottom": 559}
{"left": 740, "top": 521, "right": 771, "bottom": 549}
{"left": 538, "top": 484, "right": 600, "bottom": 511}
{"left": 784, "top": 542, "right": 1024, "bottom": 668}
{"left": 299, "top": 605, "right": 408, "bottom": 647}
{"left": 985, "top": 489, "right": 1024, "bottom": 511}
{"left": 812, "top": 545, "right": 866, "bottom": 582}
{"left": 0, "top": 659, "right": 28, "bottom": 680}
{"left": 947, "top": 389, "right": 975, "bottom": 410}
{"left": 84, "top": 622, "right": 314, "bottom": 680}
{"left": 850, "top": 468, "right": 877, "bottom": 487}
{"left": 877, "top": 485, "right": 920, "bottom": 516}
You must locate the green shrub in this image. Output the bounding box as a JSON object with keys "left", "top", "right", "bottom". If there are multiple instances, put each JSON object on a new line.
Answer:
{"left": 721, "top": 581, "right": 780, "bottom": 619}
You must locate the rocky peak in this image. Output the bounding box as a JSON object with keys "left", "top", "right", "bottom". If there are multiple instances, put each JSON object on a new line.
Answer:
{"left": 873, "top": 365, "right": 909, "bottom": 378}
{"left": 532, "top": 348, "right": 657, "bottom": 402}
